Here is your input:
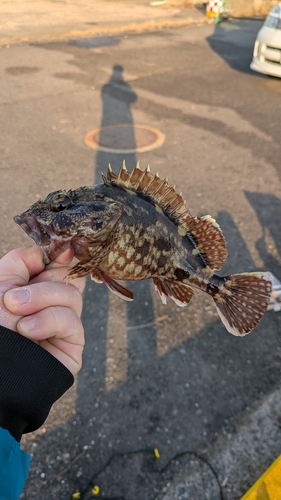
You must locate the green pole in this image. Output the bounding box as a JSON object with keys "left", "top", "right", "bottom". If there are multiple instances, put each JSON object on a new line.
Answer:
{"left": 215, "top": 0, "right": 227, "bottom": 24}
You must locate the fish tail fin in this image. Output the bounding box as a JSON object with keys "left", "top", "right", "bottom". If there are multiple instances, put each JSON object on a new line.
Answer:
{"left": 213, "top": 272, "right": 272, "bottom": 336}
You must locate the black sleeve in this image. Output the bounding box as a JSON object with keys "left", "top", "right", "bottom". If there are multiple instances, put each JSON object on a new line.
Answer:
{"left": 0, "top": 325, "right": 74, "bottom": 442}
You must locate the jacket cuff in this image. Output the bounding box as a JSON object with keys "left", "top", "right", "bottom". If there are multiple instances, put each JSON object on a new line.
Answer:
{"left": 0, "top": 326, "right": 74, "bottom": 442}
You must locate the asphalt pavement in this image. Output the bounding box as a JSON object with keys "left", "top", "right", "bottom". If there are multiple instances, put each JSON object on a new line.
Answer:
{"left": 1, "top": 3, "right": 281, "bottom": 500}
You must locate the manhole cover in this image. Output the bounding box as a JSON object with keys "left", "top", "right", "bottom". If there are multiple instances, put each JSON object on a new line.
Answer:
{"left": 84, "top": 124, "right": 165, "bottom": 153}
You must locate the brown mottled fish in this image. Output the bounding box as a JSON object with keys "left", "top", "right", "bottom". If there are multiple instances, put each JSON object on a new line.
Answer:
{"left": 14, "top": 163, "right": 272, "bottom": 336}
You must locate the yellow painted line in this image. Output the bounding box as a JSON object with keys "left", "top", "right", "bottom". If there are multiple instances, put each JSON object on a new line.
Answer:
{"left": 240, "top": 455, "right": 281, "bottom": 500}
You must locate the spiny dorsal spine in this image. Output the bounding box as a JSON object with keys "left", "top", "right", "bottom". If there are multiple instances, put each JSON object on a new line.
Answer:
{"left": 105, "top": 162, "right": 187, "bottom": 220}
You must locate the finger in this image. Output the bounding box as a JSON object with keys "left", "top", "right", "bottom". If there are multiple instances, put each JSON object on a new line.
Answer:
{"left": 0, "top": 246, "right": 45, "bottom": 288}
{"left": 39, "top": 338, "right": 84, "bottom": 375}
{"left": 29, "top": 265, "right": 86, "bottom": 294}
{"left": 17, "top": 306, "right": 84, "bottom": 342}
{"left": 44, "top": 249, "right": 85, "bottom": 294}
{"left": 46, "top": 247, "right": 75, "bottom": 268}
{"left": 17, "top": 307, "right": 85, "bottom": 375}
{"left": 4, "top": 280, "right": 83, "bottom": 318}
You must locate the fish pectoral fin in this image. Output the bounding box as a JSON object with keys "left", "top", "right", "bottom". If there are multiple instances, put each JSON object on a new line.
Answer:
{"left": 68, "top": 247, "right": 108, "bottom": 278}
{"left": 69, "top": 235, "right": 118, "bottom": 279}
{"left": 68, "top": 258, "right": 98, "bottom": 279}
{"left": 153, "top": 278, "right": 194, "bottom": 307}
{"left": 94, "top": 269, "right": 134, "bottom": 301}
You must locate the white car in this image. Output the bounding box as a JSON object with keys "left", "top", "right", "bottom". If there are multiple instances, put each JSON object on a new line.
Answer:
{"left": 250, "top": 4, "right": 281, "bottom": 77}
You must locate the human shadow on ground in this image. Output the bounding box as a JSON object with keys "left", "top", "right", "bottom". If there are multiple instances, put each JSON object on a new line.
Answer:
{"left": 93, "top": 64, "right": 157, "bottom": 389}
{"left": 245, "top": 191, "right": 281, "bottom": 277}
{"left": 95, "top": 64, "right": 138, "bottom": 175}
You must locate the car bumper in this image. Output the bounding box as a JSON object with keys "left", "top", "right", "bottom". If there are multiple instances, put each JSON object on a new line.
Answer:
{"left": 250, "top": 26, "right": 281, "bottom": 77}
{"left": 250, "top": 57, "right": 281, "bottom": 77}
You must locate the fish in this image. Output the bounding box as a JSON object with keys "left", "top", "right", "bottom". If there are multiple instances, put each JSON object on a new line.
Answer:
{"left": 14, "top": 163, "right": 272, "bottom": 336}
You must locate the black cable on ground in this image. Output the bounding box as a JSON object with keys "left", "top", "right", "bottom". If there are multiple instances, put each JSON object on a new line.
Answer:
{"left": 70, "top": 447, "right": 224, "bottom": 500}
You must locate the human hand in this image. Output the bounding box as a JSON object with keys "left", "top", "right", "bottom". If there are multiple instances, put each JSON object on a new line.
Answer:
{"left": 0, "top": 246, "right": 85, "bottom": 375}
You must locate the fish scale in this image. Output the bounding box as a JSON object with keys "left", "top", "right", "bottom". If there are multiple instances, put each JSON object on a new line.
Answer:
{"left": 14, "top": 162, "right": 272, "bottom": 336}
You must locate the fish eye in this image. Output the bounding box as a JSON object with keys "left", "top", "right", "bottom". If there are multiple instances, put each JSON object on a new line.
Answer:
{"left": 50, "top": 194, "right": 72, "bottom": 212}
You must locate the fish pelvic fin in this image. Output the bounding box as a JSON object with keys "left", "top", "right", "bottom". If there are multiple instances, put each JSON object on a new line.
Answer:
{"left": 212, "top": 272, "right": 272, "bottom": 336}
{"left": 94, "top": 269, "right": 134, "bottom": 301}
{"left": 153, "top": 278, "right": 194, "bottom": 307}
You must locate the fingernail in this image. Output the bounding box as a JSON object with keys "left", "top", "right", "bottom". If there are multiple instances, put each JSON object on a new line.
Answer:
{"left": 19, "top": 317, "right": 36, "bottom": 333}
{"left": 6, "top": 288, "right": 30, "bottom": 305}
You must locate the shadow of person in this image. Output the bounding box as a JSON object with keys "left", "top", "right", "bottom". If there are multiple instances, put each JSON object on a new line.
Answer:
{"left": 83, "top": 64, "right": 157, "bottom": 395}
{"left": 244, "top": 191, "right": 281, "bottom": 275}
{"left": 206, "top": 18, "right": 264, "bottom": 74}
{"left": 216, "top": 210, "right": 257, "bottom": 273}
{"left": 95, "top": 64, "right": 138, "bottom": 177}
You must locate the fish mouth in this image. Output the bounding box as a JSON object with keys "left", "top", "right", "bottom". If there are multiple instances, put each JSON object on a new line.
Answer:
{"left": 14, "top": 214, "right": 52, "bottom": 246}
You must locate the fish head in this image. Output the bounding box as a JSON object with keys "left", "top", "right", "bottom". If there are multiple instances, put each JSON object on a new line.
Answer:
{"left": 14, "top": 188, "right": 122, "bottom": 263}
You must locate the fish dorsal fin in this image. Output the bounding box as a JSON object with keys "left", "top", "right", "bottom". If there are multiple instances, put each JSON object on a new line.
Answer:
{"left": 178, "top": 214, "right": 228, "bottom": 271}
{"left": 105, "top": 162, "right": 188, "bottom": 219}
{"left": 106, "top": 164, "right": 118, "bottom": 182}
{"left": 104, "top": 163, "right": 227, "bottom": 271}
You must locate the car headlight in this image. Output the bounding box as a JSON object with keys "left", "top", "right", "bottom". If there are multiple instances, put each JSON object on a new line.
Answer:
{"left": 253, "top": 40, "right": 259, "bottom": 57}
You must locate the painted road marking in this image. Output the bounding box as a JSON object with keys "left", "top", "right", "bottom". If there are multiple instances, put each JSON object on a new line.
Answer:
{"left": 241, "top": 455, "right": 281, "bottom": 500}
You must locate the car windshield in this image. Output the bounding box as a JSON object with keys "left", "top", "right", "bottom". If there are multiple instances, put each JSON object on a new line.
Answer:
{"left": 270, "top": 4, "right": 281, "bottom": 15}
{"left": 264, "top": 4, "right": 281, "bottom": 29}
